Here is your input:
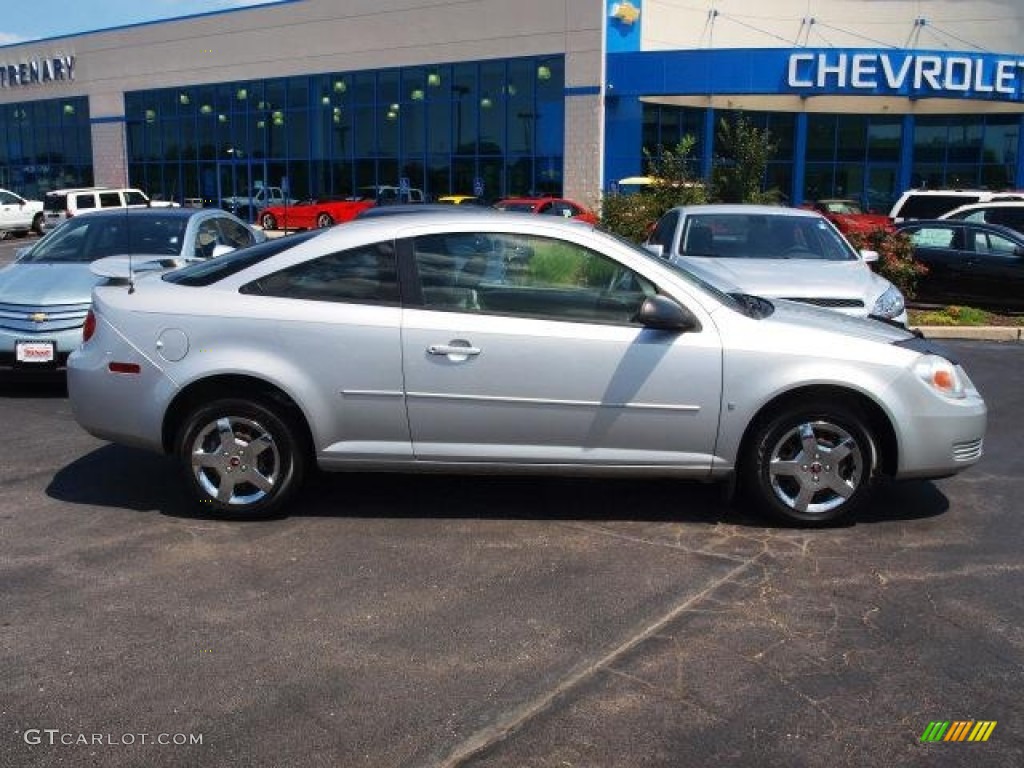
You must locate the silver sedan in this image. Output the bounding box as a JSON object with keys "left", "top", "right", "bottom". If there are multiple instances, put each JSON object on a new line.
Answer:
{"left": 68, "top": 212, "right": 986, "bottom": 526}
{"left": 0, "top": 207, "right": 262, "bottom": 377}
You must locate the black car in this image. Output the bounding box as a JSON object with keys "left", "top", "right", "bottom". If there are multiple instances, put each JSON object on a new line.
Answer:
{"left": 894, "top": 219, "right": 1024, "bottom": 312}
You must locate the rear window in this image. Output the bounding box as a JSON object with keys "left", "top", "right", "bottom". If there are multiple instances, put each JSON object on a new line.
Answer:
{"left": 44, "top": 194, "right": 68, "bottom": 213}
{"left": 163, "top": 229, "right": 321, "bottom": 286}
{"left": 896, "top": 194, "right": 980, "bottom": 220}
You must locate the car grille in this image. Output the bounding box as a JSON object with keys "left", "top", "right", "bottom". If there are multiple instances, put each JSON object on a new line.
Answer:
{"left": 782, "top": 297, "right": 866, "bottom": 309}
{"left": 0, "top": 301, "right": 91, "bottom": 334}
{"left": 952, "top": 438, "right": 984, "bottom": 463}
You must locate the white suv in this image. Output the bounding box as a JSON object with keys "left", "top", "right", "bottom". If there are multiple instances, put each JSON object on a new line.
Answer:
{"left": 0, "top": 189, "right": 45, "bottom": 237}
{"left": 889, "top": 189, "right": 1024, "bottom": 222}
{"left": 42, "top": 187, "right": 177, "bottom": 231}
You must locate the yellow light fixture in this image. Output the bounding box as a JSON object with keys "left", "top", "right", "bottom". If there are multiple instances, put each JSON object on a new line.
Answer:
{"left": 179, "top": 92, "right": 191, "bottom": 105}
{"left": 537, "top": 64, "right": 551, "bottom": 81}
{"left": 411, "top": 88, "right": 425, "bottom": 101}
{"left": 236, "top": 87, "right": 248, "bottom": 100}
{"left": 427, "top": 72, "right": 441, "bottom": 87}
{"left": 199, "top": 104, "right": 213, "bottom": 115}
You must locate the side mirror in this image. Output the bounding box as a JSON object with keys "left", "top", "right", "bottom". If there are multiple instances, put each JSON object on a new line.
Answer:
{"left": 860, "top": 249, "right": 880, "bottom": 263}
{"left": 634, "top": 295, "right": 700, "bottom": 332}
{"left": 643, "top": 243, "right": 665, "bottom": 259}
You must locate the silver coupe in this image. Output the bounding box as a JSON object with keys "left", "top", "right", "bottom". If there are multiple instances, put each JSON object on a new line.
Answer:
{"left": 68, "top": 211, "right": 985, "bottom": 526}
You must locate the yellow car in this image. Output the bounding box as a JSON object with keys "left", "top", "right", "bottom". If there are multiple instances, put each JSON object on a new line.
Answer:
{"left": 437, "top": 195, "right": 482, "bottom": 205}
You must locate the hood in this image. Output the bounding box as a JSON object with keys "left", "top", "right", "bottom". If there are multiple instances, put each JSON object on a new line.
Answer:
{"left": 755, "top": 297, "right": 912, "bottom": 345}
{"left": 678, "top": 256, "right": 891, "bottom": 303}
{"left": 0, "top": 263, "right": 102, "bottom": 306}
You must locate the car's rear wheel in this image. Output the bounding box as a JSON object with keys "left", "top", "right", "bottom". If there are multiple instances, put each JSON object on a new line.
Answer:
{"left": 316, "top": 212, "right": 334, "bottom": 228}
{"left": 742, "top": 401, "right": 877, "bottom": 526}
{"left": 260, "top": 212, "right": 277, "bottom": 230}
{"left": 176, "top": 399, "right": 306, "bottom": 518}
{"left": 31, "top": 213, "right": 44, "bottom": 235}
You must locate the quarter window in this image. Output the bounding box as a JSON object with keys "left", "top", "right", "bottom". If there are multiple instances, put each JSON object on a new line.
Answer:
{"left": 99, "top": 192, "right": 122, "bottom": 208}
{"left": 412, "top": 232, "right": 655, "bottom": 325}
{"left": 241, "top": 241, "right": 399, "bottom": 304}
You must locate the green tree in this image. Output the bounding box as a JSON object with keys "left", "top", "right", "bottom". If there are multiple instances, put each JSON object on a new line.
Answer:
{"left": 710, "top": 115, "right": 781, "bottom": 204}
{"left": 599, "top": 137, "right": 707, "bottom": 242}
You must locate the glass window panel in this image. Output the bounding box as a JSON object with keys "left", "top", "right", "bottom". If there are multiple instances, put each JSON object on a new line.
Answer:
{"left": 836, "top": 115, "right": 867, "bottom": 162}
{"left": 914, "top": 118, "right": 947, "bottom": 163}
{"left": 807, "top": 114, "right": 837, "bottom": 162}
{"left": 983, "top": 119, "right": 1018, "bottom": 166}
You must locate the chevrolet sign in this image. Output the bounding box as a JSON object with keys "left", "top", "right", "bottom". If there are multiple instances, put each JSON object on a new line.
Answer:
{"left": 788, "top": 52, "right": 1024, "bottom": 98}
{"left": 0, "top": 55, "right": 75, "bottom": 89}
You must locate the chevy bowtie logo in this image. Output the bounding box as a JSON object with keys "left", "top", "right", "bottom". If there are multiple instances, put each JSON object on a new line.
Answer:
{"left": 28, "top": 312, "right": 48, "bottom": 323}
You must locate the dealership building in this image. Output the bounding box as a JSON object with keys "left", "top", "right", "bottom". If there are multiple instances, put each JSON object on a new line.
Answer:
{"left": 2, "top": 0, "right": 1023, "bottom": 213}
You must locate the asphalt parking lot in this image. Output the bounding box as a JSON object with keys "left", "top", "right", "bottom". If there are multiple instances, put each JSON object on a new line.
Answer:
{"left": 1, "top": 236, "right": 1022, "bottom": 767}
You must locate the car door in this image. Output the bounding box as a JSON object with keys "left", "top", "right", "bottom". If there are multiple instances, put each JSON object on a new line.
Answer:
{"left": 237, "top": 238, "right": 410, "bottom": 460}
{"left": 0, "top": 190, "right": 28, "bottom": 230}
{"left": 902, "top": 223, "right": 968, "bottom": 304}
{"left": 399, "top": 230, "right": 723, "bottom": 469}
{"left": 963, "top": 225, "right": 1024, "bottom": 310}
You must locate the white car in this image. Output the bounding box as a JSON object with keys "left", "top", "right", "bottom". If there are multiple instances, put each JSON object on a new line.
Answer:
{"left": 645, "top": 204, "right": 907, "bottom": 325}
{"left": 0, "top": 188, "right": 44, "bottom": 237}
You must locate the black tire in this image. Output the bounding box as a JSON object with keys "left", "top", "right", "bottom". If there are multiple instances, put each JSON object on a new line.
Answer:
{"left": 260, "top": 212, "right": 277, "bottom": 230}
{"left": 176, "top": 398, "right": 306, "bottom": 518}
{"left": 741, "top": 401, "right": 878, "bottom": 527}
{"left": 31, "top": 213, "right": 45, "bottom": 235}
{"left": 316, "top": 212, "right": 334, "bottom": 228}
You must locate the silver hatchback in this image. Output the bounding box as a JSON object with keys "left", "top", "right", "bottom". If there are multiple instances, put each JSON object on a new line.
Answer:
{"left": 68, "top": 212, "right": 986, "bottom": 526}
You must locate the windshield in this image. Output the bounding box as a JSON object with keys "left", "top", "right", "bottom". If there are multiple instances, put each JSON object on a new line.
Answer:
{"left": 20, "top": 215, "right": 188, "bottom": 264}
{"left": 823, "top": 200, "right": 864, "bottom": 215}
{"left": 678, "top": 213, "right": 857, "bottom": 261}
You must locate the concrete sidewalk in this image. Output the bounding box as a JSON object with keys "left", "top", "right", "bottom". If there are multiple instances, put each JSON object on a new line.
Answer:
{"left": 913, "top": 325, "right": 1023, "bottom": 341}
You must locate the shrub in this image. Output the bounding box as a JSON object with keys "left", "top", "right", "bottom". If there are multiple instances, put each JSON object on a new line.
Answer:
{"left": 599, "top": 137, "right": 706, "bottom": 243}
{"left": 846, "top": 227, "right": 928, "bottom": 299}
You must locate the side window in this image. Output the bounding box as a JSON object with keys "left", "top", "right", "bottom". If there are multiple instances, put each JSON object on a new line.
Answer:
{"left": 0, "top": 191, "right": 17, "bottom": 204}
{"left": 124, "top": 190, "right": 149, "bottom": 206}
{"left": 75, "top": 194, "right": 97, "bottom": 210}
{"left": 98, "top": 192, "right": 122, "bottom": 208}
{"left": 216, "top": 218, "right": 255, "bottom": 249}
{"left": 413, "top": 232, "right": 655, "bottom": 325}
{"left": 649, "top": 210, "right": 679, "bottom": 252}
{"left": 194, "top": 220, "right": 221, "bottom": 259}
{"left": 974, "top": 230, "right": 1018, "bottom": 256}
{"left": 241, "top": 241, "right": 399, "bottom": 304}
{"left": 909, "top": 226, "right": 958, "bottom": 249}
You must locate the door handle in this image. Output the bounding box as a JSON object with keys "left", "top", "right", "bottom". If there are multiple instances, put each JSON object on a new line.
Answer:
{"left": 427, "top": 343, "right": 481, "bottom": 357}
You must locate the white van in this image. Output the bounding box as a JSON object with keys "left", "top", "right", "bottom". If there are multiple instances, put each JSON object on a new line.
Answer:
{"left": 889, "top": 189, "right": 1024, "bottom": 222}
{"left": 42, "top": 187, "right": 177, "bottom": 231}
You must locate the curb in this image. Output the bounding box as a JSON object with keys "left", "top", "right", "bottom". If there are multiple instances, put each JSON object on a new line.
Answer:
{"left": 913, "top": 326, "right": 1023, "bottom": 342}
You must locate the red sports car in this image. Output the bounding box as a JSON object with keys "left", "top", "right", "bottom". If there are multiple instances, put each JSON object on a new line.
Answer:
{"left": 494, "top": 197, "right": 599, "bottom": 225}
{"left": 805, "top": 199, "right": 894, "bottom": 235}
{"left": 258, "top": 196, "right": 376, "bottom": 231}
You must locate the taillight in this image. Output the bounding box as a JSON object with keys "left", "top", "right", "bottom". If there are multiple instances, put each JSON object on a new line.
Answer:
{"left": 82, "top": 310, "right": 96, "bottom": 342}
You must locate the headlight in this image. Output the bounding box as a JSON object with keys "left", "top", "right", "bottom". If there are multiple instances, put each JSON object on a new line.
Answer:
{"left": 872, "top": 284, "right": 905, "bottom": 319}
{"left": 914, "top": 354, "right": 966, "bottom": 399}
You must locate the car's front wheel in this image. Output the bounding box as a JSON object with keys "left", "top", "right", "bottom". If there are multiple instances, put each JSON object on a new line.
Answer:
{"left": 31, "top": 213, "right": 45, "bottom": 235}
{"left": 260, "top": 212, "right": 277, "bottom": 230}
{"left": 742, "top": 401, "right": 878, "bottom": 526}
{"left": 176, "top": 399, "right": 306, "bottom": 518}
{"left": 316, "top": 213, "right": 334, "bottom": 228}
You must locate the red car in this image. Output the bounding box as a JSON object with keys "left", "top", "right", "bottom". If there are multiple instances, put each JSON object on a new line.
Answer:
{"left": 258, "top": 196, "right": 376, "bottom": 231}
{"left": 494, "top": 196, "right": 598, "bottom": 225}
{"left": 805, "top": 199, "right": 894, "bottom": 235}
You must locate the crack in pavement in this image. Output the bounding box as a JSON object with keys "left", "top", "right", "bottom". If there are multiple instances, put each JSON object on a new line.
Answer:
{"left": 435, "top": 555, "right": 763, "bottom": 768}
